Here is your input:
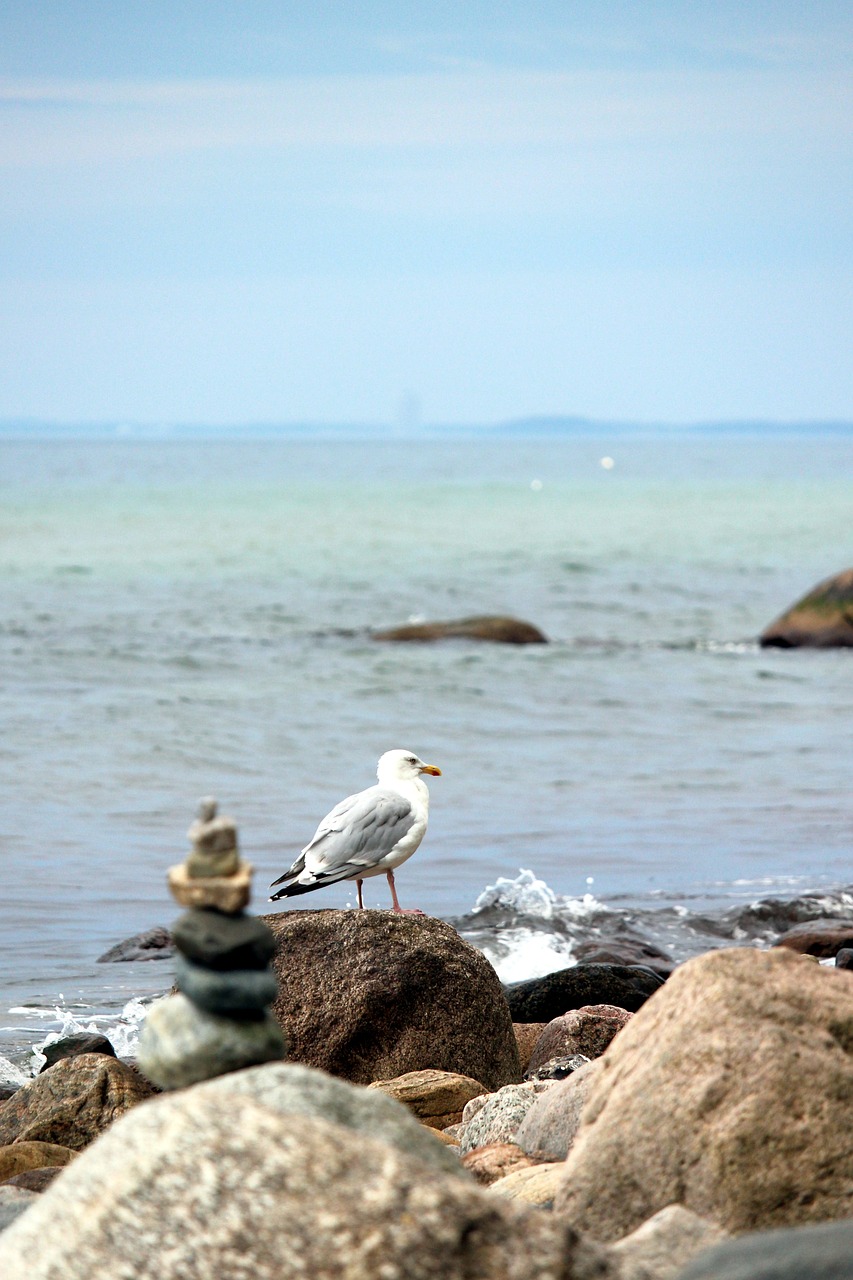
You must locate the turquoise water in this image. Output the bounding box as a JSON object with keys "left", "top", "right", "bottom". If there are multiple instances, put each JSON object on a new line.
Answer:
{"left": 1, "top": 432, "right": 852, "bottom": 1062}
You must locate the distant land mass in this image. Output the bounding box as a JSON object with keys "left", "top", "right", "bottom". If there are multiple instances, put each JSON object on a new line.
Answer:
{"left": 0, "top": 416, "right": 851, "bottom": 440}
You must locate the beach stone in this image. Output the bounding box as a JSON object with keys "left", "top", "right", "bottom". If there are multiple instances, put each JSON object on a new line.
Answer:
{"left": 0, "top": 1085, "right": 619, "bottom": 1279}
{"left": 458, "top": 1082, "right": 547, "bottom": 1155}
{"left": 573, "top": 938, "right": 675, "bottom": 978}
{"left": 167, "top": 861, "right": 252, "bottom": 913}
{"left": 525, "top": 1054, "right": 591, "bottom": 1082}
{"left": 0, "top": 1141, "right": 76, "bottom": 1182}
{"left": 554, "top": 947, "right": 853, "bottom": 1239}
{"left": 836, "top": 948, "right": 853, "bottom": 969}
{"left": 96, "top": 926, "right": 174, "bottom": 963}
{"left": 516, "top": 1059, "right": 603, "bottom": 1160}
{"left": 367, "top": 1069, "right": 487, "bottom": 1130}
{"left": 3, "top": 1167, "right": 64, "bottom": 1192}
{"left": 488, "top": 1162, "right": 565, "bottom": 1209}
{"left": 675, "top": 1217, "right": 853, "bottom": 1280}
{"left": 39, "top": 1032, "right": 116, "bottom": 1071}
{"left": 612, "top": 1205, "right": 728, "bottom": 1280}
{"left": 262, "top": 909, "right": 521, "bottom": 1090}
{"left": 760, "top": 566, "right": 853, "bottom": 648}
{"left": 185, "top": 811, "right": 240, "bottom": 878}
{"left": 504, "top": 963, "right": 664, "bottom": 1022}
{"left": 171, "top": 907, "right": 276, "bottom": 970}
{"left": 0, "top": 1186, "right": 38, "bottom": 1232}
{"left": 773, "top": 918, "right": 853, "bottom": 958}
{"left": 461, "top": 1142, "right": 541, "bottom": 1186}
{"left": 513, "top": 1022, "right": 548, "bottom": 1072}
{"left": 372, "top": 614, "right": 548, "bottom": 644}
{"left": 0, "top": 1054, "right": 156, "bottom": 1151}
{"left": 526, "top": 1005, "right": 632, "bottom": 1074}
{"left": 174, "top": 954, "right": 278, "bottom": 1015}
{"left": 137, "top": 993, "right": 286, "bottom": 1090}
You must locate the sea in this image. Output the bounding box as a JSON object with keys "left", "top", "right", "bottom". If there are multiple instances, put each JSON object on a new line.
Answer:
{"left": 1, "top": 428, "right": 852, "bottom": 1083}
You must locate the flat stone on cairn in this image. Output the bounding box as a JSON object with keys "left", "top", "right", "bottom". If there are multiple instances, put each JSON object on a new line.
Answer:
{"left": 138, "top": 799, "right": 287, "bottom": 1091}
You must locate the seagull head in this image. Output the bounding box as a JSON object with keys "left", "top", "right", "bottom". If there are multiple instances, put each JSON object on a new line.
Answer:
{"left": 377, "top": 749, "right": 442, "bottom": 784}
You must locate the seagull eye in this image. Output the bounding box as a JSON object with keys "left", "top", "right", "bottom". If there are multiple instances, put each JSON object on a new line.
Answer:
{"left": 406, "top": 756, "right": 417, "bottom": 764}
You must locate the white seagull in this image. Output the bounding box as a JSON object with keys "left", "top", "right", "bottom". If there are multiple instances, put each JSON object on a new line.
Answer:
{"left": 269, "top": 749, "right": 442, "bottom": 913}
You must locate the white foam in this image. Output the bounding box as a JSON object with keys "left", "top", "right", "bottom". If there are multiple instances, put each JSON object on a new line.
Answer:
{"left": 472, "top": 868, "right": 558, "bottom": 918}
{"left": 2, "top": 997, "right": 155, "bottom": 1081}
{"left": 480, "top": 929, "right": 576, "bottom": 984}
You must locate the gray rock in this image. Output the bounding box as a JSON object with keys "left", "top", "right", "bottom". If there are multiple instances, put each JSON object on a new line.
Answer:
{"left": 0, "top": 1086, "right": 616, "bottom": 1279}
{"left": 837, "top": 948, "right": 853, "bottom": 970}
{"left": 458, "top": 1082, "right": 548, "bottom": 1156}
{"left": 612, "top": 1206, "right": 728, "bottom": 1280}
{"left": 174, "top": 955, "right": 278, "bottom": 1015}
{"left": 516, "top": 1059, "right": 603, "bottom": 1160}
{"left": 40, "top": 1033, "right": 116, "bottom": 1072}
{"left": 504, "top": 964, "right": 664, "bottom": 1022}
{"left": 171, "top": 908, "right": 277, "bottom": 970}
{"left": 676, "top": 1217, "right": 853, "bottom": 1280}
{"left": 137, "top": 993, "right": 286, "bottom": 1090}
{"left": 525, "top": 1054, "right": 590, "bottom": 1082}
{"left": 96, "top": 926, "right": 174, "bottom": 963}
{"left": 0, "top": 1187, "right": 38, "bottom": 1233}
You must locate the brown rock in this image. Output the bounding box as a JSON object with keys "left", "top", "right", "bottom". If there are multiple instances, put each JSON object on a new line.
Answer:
{"left": 554, "top": 948, "right": 853, "bottom": 1239}
{"left": 262, "top": 910, "right": 521, "bottom": 1091}
{"left": 367, "top": 1069, "right": 487, "bottom": 1129}
{"left": 513, "top": 1023, "right": 548, "bottom": 1073}
{"left": 0, "top": 1141, "right": 76, "bottom": 1182}
{"left": 3, "top": 1167, "right": 64, "bottom": 1191}
{"left": 461, "top": 1142, "right": 540, "bottom": 1186}
{"left": 0, "top": 1054, "right": 157, "bottom": 1151}
{"left": 372, "top": 615, "right": 548, "bottom": 645}
{"left": 526, "top": 1005, "right": 632, "bottom": 1074}
{"left": 774, "top": 918, "right": 853, "bottom": 958}
{"left": 168, "top": 860, "right": 252, "bottom": 912}
{"left": 760, "top": 567, "right": 853, "bottom": 648}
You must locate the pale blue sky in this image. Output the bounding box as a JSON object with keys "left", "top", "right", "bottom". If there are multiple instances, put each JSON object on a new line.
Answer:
{"left": 1, "top": 2, "right": 851, "bottom": 426}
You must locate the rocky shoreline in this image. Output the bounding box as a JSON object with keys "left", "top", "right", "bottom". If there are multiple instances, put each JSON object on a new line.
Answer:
{"left": 0, "top": 905, "right": 852, "bottom": 1279}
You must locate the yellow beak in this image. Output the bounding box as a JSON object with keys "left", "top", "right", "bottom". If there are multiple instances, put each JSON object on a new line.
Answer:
{"left": 421, "top": 764, "right": 442, "bottom": 776}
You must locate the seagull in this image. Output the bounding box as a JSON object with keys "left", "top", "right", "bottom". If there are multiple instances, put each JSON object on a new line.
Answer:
{"left": 269, "top": 749, "right": 442, "bottom": 913}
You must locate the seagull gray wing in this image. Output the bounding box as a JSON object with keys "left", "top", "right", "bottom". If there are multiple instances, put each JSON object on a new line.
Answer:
{"left": 301, "top": 785, "right": 416, "bottom": 876}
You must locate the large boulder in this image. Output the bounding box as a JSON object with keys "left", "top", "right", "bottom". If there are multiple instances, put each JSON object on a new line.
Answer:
{"left": 262, "top": 910, "right": 521, "bottom": 1090}
{"left": 0, "top": 1054, "right": 157, "bottom": 1151}
{"left": 760, "top": 567, "right": 853, "bottom": 648}
{"left": 554, "top": 948, "right": 853, "bottom": 1239}
{"left": 0, "top": 1076, "right": 618, "bottom": 1280}
{"left": 372, "top": 615, "right": 548, "bottom": 644}
{"left": 676, "top": 1217, "right": 853, "bottom": 1280}
{"left": 504, "top": 964, "right": 663, "bottom": 1022}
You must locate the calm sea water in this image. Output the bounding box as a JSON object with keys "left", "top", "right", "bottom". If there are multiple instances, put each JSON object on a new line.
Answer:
{"left": 1, "top": 431, "right": 852, "bottom": 1074}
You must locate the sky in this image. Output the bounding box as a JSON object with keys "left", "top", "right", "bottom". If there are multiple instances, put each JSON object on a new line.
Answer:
{"left": 0, "top": 1, "right": 851, "bottom": 427}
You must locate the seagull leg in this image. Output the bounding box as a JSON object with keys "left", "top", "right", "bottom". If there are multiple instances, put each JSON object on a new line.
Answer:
{"left": 386, "top": 870, "right": 424, "bottom": 915}
{"left": 356, "top": 879, "right": 365, "bottom": 910}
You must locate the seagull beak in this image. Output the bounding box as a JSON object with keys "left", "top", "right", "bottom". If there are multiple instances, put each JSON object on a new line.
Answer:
{"left": 420, "top": 764, "right": 442, "bottom": 776}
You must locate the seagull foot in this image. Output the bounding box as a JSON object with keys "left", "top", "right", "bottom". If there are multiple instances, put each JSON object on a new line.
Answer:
{"left": 392, "top": 907, "right": 425, "bottom": 915}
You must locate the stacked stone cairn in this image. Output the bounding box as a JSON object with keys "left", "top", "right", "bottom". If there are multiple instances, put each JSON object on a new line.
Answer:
{"left": 137, "top": 798, "right": 287, "bottom": 1090}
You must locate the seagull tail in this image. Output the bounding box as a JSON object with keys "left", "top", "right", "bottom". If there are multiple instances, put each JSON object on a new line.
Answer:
{"left": 269, "top": 855, "right": 306, "bottom": 890}
{"left": 268, "top": 866, "right": 356, "bottom": 902}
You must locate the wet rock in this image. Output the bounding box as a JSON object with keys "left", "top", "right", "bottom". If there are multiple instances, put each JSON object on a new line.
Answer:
{"left": 526, "top": 1006, "right": 632, "bottom": 1074}
{"left": 0, "top": 1141, "right": 76, "bottom": 1182}
{"left": 372, "top": 615, "right": 549, "bottom": 644}
{"left": 262, "top": 909, "right": 521, "bottom": 1091}
{"left": 171, "top": 908, "right": 276, "bottom": 970}
{"left": 504, "top": 963, "right": 664, "bottom": 1022}
{"left": 488, "top": 1162, "right": 564, "bottom": 1209}
{"left": 516, "top": 1059, "right": 603, "bottom": 1160}
{"left": 40, "top": 1033, "right": 116, "bottom": 1072}
{"left": 773, "top": 918, "right": 853, "bottom": 959}
{"left": 461, "top": 1142, "right": 540, "bottom": 1186}
{"left": 612, "top": 1205, "right": 727, "bottom": 1280}
{"left": 524, "top": 1053, "right": 591, "bottom": 1082}
{"left": 676, "top": 1217, "right": 853, "bottom": 1280}
{"left": 0, "top": 1186, "right": 38, "bottom": 1232}
{"left": 137, "top": 994, "right": 287, "bottom": 1091}
{"left": 0, "top": 1054, "right": 156, "bottom": 1151}
{"left": 554, "top": 948, "right": 853, "bottom": 1239}
{"left": 573, "top": 938, "right": 675, "bottom": 977}
{"left": 760, "top": 567, "right": 853, "bottom": 648}
{"left": 0, "top": 1083, "right": 617, "bottom": 1280}
{"left": 96, "top": 926, "right": 174, "bottom": 963}
{"left": 513, "top": 1023, "right": 548, "bottom": 1073}
{"left": 367, "top": 1069, "right": 486, "bottom": 1130}
{"left": 174, "top": 954, "right": 278, "bottom": 1016}
{"left": 458, "top": 1082, "right": 548, "bottom": 1155}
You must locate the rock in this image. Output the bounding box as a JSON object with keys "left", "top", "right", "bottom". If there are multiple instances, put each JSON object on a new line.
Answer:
{"left": 573, "top": 939, "right": 675, "bottom": 978}
{"left": 525, "top": 1054, "right": 591, "bottom": 1082}
{"left": 171, "top": 908, "right": 277, "bottom": 970}
{"left": 489, "top": 1162, "right": 565, "bottom": 1209}
{"left": 0, "top": 1054, "right": 157, "bottom": 1151}
{"left": 0, "top": 1083, "right": 618, "bottom": 1280}
{"left": 262, "top": 910, "right": 521, "bottom": 1090}
{"left": 760, "top": 567, "right": 853, "bottom": 648}
{"left": 458, "top": 1082, "right": 547, "bottom": 1155}
{"left": 0, "top": 1142, "right": 76, "bottom": 1182}
{"left": 461, "top": 1142, "right": 541, "bottom": 1186}
{"left": 774, "top": 918, "right": 853, "bottom": 958}
{"left": 526, "top": 1006, "right": 632, "bottom": 1074}
{"left": 185, "top": 808, "right": 240, "bottom": 879}
{"left": 167, "top": 861, "right": 252, "bottom": 913}
{"left": 837, "top": 948, "right": 853, "bottom": 970}
{"left": 0, "top": 1085, "right": 19, "bottom": 1102}
{"left": 39, "top": 1033, "right": 116, "bottom": 1071}
{"left": 96, "top": 926, "right": 174, "bottom": 963}
{"left": 0, "top": 1186, "right": 38, "bottom": 1232}
{"left": 513, "top": 1023, "right": 548, "bottom": 1073}
{"left": 174, "top": 954, "right": 278, "bottom": 1016}
{"left": 516, "top": 1059, "right": 603, "bottom": 1160}
{"left": 612, "top": 1205, "right": 728, "bottom": 1280}
{"left": 3, "top": 1167, "right": 64, "bottom": 1192}
{"left": 554, "top": 947, "right": 853, "bottom": 1239}
{"left": 367, "top": 1069, "right": 487, "bottom": 1129}
{"left": 676, "top": 1217, "right": 853, "bottom": 1280}
{"left": 137, "top": 993, "right": 287, "bottom": 1090}
{"left": 372, "top": 615, "right": 548, "bottom": 644}
{"left": 504, "top": 964, "right": 664, "bottom": 1022}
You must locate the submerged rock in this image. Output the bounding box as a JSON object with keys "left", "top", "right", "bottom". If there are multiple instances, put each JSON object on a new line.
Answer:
{"left": 760, "top": 567, "right": 853, "bottom": 648}
{"left": 372, "top": 615, "right": 548, "bottom": 644}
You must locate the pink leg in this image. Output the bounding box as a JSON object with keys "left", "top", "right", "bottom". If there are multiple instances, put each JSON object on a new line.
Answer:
{"left": 356, "top": 879, "right": 365, "bottom": 910}
{"left": 386, "top": 870, "right": 424, "bottom": 915}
